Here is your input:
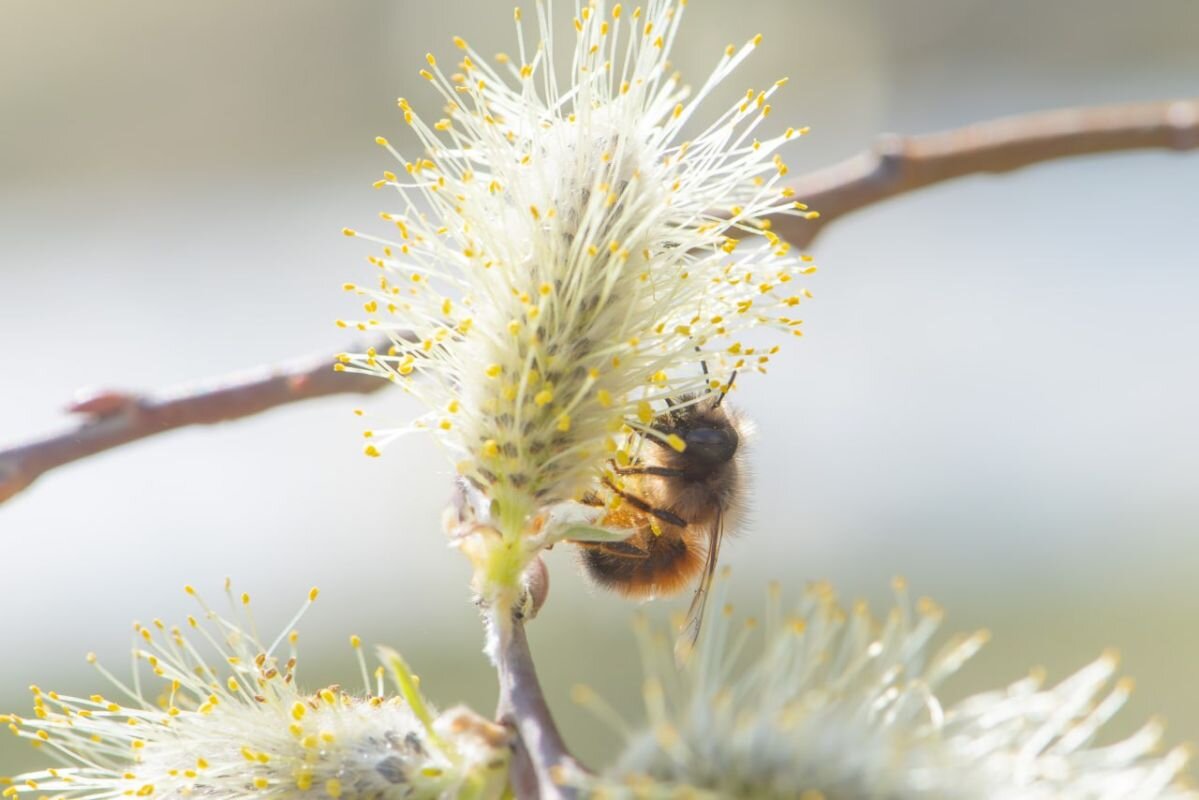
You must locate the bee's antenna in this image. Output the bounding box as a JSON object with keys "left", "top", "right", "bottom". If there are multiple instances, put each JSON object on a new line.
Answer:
{"left": 714, "top": 371, "right": 737, "bottom": 407}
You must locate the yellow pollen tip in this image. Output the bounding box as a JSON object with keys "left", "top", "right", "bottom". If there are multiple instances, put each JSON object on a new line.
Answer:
{"left": 364, "top": 445, "right": 381, "bottom": 458}
{"left": 374, "top": 136, "right": 388, "bottom": 146}
{"left": 666, "top": 434, "right": 687, "bottom": 452}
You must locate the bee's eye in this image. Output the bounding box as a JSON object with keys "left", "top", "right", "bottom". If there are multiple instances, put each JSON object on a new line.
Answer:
{"left": 682, "top": 427, "right": 738, "bottom": 463}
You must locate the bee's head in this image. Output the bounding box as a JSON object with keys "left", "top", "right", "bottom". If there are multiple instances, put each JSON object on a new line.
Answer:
{"left": 655, "top": 395, "right": 739, "bottom": 466}
{"left": 680, "top": 421, "right": 739, "bottom": 465}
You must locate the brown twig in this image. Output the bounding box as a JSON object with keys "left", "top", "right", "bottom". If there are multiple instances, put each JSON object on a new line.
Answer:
{"left": 1, "top": 98, "right": 1197, "bottom": 506}
{"left": 773, "top": 98, "right": 1199, "bottom": 248}
{"left": 496, "top": 620, "right": 586, "bottom": 800}
{"left": 0, "top": 339, "right": 391, "bottom": 504}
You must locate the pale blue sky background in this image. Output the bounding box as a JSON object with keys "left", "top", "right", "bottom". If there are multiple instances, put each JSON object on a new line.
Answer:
{"left": 2, "top": 0, "right": 1197, "bottom": 773}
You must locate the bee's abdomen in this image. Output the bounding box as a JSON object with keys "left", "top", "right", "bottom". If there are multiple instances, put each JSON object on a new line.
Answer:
{"left": 580, "top": 529, "right": 705, "bottom": 598}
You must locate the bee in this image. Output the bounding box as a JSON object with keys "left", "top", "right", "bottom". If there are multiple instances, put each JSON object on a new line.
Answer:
{"left": 576, "top": 373, "right": 745, "bottom": 644}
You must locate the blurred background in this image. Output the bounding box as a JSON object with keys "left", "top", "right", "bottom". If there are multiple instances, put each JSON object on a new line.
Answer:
{"left": 2, "top": 0, "right": 1197, "bottom": 776}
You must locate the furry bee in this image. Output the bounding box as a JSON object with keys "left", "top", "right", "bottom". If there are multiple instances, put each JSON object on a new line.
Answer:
{"left": 576, "top": 375, "right": 745, "bottom": 643}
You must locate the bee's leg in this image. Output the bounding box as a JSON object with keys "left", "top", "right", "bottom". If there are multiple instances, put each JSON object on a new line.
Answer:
{"left": 602, "top": 478, "right": 687, "bottom": 528}
{"left": 613, "top": 465, "right": 687, "bottom": 478}
{"left": 579, "top": 491, "right": 605, "bottom": 507}
{"left": 576, "top": 538, "right": 650, "bottom": 560}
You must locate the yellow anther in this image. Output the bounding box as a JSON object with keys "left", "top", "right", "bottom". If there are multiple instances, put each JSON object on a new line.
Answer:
{"left": 534, "top": 388, "right": 554, "bottom": 407}
{"left": 364, "top": 445, "right": 381, "bottom": 458}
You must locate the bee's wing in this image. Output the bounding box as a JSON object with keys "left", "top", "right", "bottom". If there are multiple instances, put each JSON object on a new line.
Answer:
{"left": 679, "top": 510, "right": 724, "bottom": 650}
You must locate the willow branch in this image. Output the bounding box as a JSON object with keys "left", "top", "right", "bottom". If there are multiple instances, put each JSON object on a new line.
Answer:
{"left": 771, "top": 98, "right": 1199, "bottom": 248}
{"left": 496, "top": 620, "right": 585, "bottom": 800}
{"left": 0, "top": 339, "right": 392, "bottom": 504}
{"left": 1, "top": 98, "right": 1196, "bottom": 506}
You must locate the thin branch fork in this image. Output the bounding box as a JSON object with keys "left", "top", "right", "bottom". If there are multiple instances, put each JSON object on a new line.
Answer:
{"left": 1, "top": 97, "right": 1197, "bottom": 506}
